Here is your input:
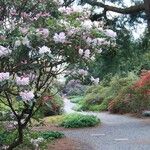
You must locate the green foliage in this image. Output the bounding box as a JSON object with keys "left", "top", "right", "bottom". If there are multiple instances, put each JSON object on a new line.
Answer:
{"left": 44, "top": 115, "right": 65, "bottom": 124}
{"left": 60, "top": 113, "right": 100, "bottom": 128}
{"left": 70, "top": 96, "right": 84, "bottom": 103}
{"left": 39, "top": 131, "right": 64, "bottom": 140}
{"left": 78, "top": 72, "right": 138, "bottom": 112}
{"left": 0, "top": 127, "right": 64, "bottom": 150}
{"left": 108, "top": 86, "right": 150, "bottom": 114}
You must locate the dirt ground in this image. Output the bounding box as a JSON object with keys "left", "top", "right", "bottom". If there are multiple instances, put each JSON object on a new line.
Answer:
{"left": 32, "top": 124, "right": 93, "bottom": 150}
{"left": 48, "top": 137, "right": 92, "bottom": 150}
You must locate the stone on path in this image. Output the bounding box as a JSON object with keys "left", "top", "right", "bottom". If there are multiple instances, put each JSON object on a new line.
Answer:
{"left": 142, "top": 111, "right": 150, "bottom": 117}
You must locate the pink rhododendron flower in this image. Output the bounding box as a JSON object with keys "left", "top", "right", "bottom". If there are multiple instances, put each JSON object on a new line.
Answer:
{"left": 53, "top": 32, "right": 66, "bottom": 43}
{"left": 36, "top": 28, "right": 49, "bottom": 38}
{"left": 0, "top": 72, "right": 10, "bottom": 81}
{"left": 20, "top": 91, "right": 34, "bottom": 101}
{"left": 16, "top": 76, "right": 30, "bottom": 85}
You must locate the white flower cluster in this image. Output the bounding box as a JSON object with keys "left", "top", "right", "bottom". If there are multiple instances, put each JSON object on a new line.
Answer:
{"left": 78, "top": 49, "right": 91, "bottom": 59}
{"left": 67, "top": 28, "right": 79, "bottom": 36}
{"left": 105, "top": 29, "right": 117, "bottom": 38}
{"left": 15, "top": 36, "right": 30, "bottom": 47}
{"left": 0, "top": 46, "right": 12, "bottom": 57}
{"left": 0, "top": 72, "right": 10, "bottom": 82}
{"left": 58, "top": 5, "right": 83, "bottom": 15}
{"left": 53, "top": 32, "right": 66, "bottom": 43}
{"left": 90, "top": 76, "right": 99, "bottom": 85}
{"left": 19, "top": 91, "right": 34, "bottom": 102}
{"left": 78, "top": 69, "right": 88, "bottom": 76}
{"left": 81, "top": 20, "right": 103, "bottom": 30}
{"left": 84, "top": 37, "right": 111, "bottom": 47}
{"left": 31, "top": 137, "right": 44, "bottom": 149}
{"left": 16, "top": 76, "right": 30, "bottom": 85}
{"left": 39, "top": 46, "right": 51, "bottom": 55}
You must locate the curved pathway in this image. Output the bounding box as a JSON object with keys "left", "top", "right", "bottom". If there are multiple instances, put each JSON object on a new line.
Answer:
{"left": 63, "top": 97, "right": 150, "bottom": 150}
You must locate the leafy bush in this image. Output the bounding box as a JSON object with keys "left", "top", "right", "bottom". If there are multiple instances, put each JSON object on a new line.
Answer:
{"left": 108, "top": 71, "right": 150, "bottom": 114}
{"left": 60, "top": 113, "right": 100, "bottom": 128}
{"left": 77, "top": 72, "right": 138, "bottom": 112}
{"left": 108, "top": 87, "right": 131, "bottom": 114}
{"left": 63, "top": 80, "right": 87, "bottom": 96}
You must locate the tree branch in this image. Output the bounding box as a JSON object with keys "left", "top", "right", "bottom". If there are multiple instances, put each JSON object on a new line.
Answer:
{"left": 84, "top": 0, "right": 145, "bottom": 14}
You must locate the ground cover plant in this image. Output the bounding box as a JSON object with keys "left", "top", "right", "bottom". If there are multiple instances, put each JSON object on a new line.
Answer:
{"left": 59, "top": 113, "right": 100, "bottom": 128}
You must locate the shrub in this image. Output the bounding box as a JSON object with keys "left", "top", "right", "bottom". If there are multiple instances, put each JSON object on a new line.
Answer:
{"left": 108, "top": 71, "right": 150, "bottom": 114}
{"left": 108, "top": 88, "right": 131, "bottom": 114}
{"left": 129, "top": 87, "right": 150, "bottom": 113}
{"left": 79, "top": 72, "right": 138, "bottom": 112}
{"left": 60, "top": 113, "right": 100, "bottom": 128}
{"left": 63, "top": 80, "right": 87, "bottom": 96}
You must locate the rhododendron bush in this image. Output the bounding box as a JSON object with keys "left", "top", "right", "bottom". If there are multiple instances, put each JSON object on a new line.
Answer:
{"left": 0, "top": 0, "right": 116, "bottom": 149}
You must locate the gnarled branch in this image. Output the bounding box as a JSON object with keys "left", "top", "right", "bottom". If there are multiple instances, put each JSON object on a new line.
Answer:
{"left": 83, "top": 0, "right": 145, "bottom": 14}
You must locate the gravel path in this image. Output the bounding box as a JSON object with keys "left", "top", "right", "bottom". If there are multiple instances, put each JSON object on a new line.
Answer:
{"left": 63, "top": 97, "right": 150, "bottom": 150}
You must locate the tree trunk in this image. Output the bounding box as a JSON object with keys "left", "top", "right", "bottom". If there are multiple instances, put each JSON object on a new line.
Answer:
{"left": 144, "top": 0, "right": 150, "bottom": 31}
{"left": 7, "top": 122, "right": 23, "bottom": 150}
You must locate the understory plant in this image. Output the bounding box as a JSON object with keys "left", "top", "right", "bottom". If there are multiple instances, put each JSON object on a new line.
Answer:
{"left": 60, "top": 113, "right": 100, "bottom": 128}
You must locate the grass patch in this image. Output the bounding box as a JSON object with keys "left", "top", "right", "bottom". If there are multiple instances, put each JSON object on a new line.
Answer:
{"left": 59, "top": 113, "right": 100, "bottom": 128}
{"left": 44, "top": 115, "right": 65, "bottom": 124}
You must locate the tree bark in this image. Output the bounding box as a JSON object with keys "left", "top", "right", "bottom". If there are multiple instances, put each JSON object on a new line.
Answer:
{"left": 144, "top": 0, "right": 150, "bottom": 31}
{"left": 7, "top": 122, "right": 23, "bottom": 150}
{"left": 83, "top": 0, "right": 150, "bottom": 30}
{"left": 84, "top": 0, "right": 145, "bottom": 14}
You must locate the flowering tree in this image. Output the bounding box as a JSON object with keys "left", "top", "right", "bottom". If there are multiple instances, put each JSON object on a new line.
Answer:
{"left": 0, "top": 0, "right": 116, "bottom": 149}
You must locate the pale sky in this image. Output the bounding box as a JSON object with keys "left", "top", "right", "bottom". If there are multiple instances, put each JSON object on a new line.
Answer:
{"left": 62, "top": 0, "right": 145, "bottom": 39}
{"left": 94, "top": 0, "right": 146, "bottom": 39}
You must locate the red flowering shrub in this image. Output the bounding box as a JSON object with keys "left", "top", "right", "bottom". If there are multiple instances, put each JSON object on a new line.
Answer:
{"left": 108, "top": 71, "right": 150, "bottom": 114}
{"left": 108, "top": 87, "right": 131, "bottom": 114}
{"left": 133, "top": 70, "right": 150, "bottom": 93}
